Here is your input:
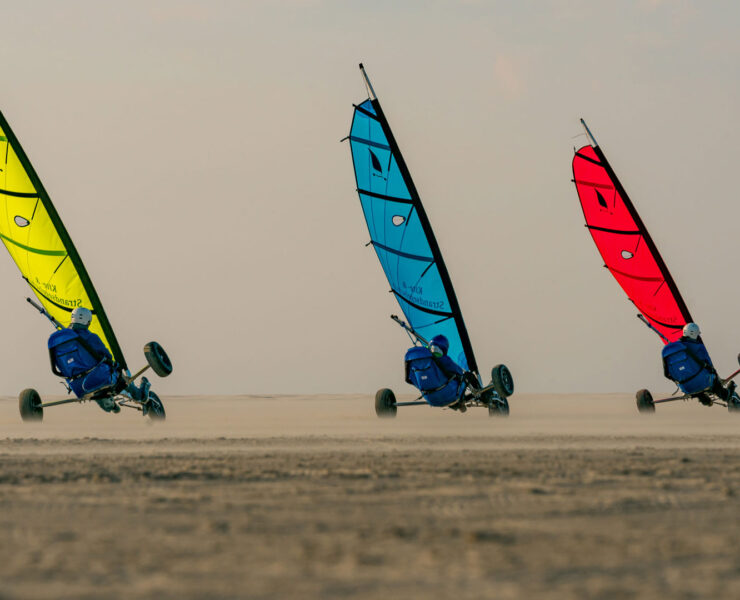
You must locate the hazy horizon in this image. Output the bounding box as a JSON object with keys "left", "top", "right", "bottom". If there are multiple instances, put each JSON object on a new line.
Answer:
{"left": 0, "top": 1, "right": 738, "bottom": 397}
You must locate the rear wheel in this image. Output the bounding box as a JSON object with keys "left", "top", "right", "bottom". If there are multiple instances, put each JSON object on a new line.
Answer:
{"left": 636, "top": 389, "right": 655, "bottom": 414}
{"left": 146, "top": 391, "right": 166, "bottom": 420}
{"left": 491, "top": 364, "right": 514, "bottom": 398}
{"left": 488, "top": 395, "right": 510, "bottom": 417}
{"left": 144, "top": 342, "right": 173, "bottom": 377}
{"left": 375, "top": 388, "right": 397, "bottom": 418}
{"left": 19, "top": 388, "right": 43, "bottom": 422}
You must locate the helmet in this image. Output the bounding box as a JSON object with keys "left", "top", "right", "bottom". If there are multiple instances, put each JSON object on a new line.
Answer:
{"left": 429, "top": 335, "right": 449, "bottom": 357}
{"left": 70, "top": 307, "right": 93, "bottom": 328}
{"left": 682, "top": 322, "right": 701, "bottom": 340}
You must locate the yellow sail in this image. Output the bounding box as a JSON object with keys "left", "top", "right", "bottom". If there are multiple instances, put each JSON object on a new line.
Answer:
{"left": 0, "top": 110, "right": 126, "bottom": 368}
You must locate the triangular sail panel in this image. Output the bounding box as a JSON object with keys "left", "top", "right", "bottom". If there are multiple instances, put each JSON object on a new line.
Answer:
{"left": 0, "top": 110, "right": 127, "bottom": 368}
{"left": 349, "top": 96, "right": 477, "bottom": 373}
{"left": 572, "top": 134, "right": 692, "bottom": 344}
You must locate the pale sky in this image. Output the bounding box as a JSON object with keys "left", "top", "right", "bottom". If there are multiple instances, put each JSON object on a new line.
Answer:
{"left": 0, "top": 1, "right": 738, "bottom": 396}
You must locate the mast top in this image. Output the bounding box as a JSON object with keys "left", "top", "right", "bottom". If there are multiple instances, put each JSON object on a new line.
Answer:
{"left": 580, "top": 118, "right": 599, "bottom": 148}
{"left": 359, "top": 63, "right": 377, "bottom": 101}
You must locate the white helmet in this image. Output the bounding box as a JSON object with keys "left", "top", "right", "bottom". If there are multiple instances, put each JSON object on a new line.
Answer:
{"left": 682, "top": 322, "right": 701, "bottom": 340}
{"left": 70, "top": 307, "right": 93, "bottom": 328}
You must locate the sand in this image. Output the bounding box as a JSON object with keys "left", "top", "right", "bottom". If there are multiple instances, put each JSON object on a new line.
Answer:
{"left": 2, "top": 394, "right": 740, "bottom": 599}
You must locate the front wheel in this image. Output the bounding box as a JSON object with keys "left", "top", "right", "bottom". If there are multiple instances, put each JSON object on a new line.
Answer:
{"left": 375, "top": 388, "right": 397, "bottom": 418}
{"left": 488, "top": 395, "right": 510, "bottom": 417}
{"left": 728, "top": 393, "right": 740, "bottom": 413}
{"left": 491, "top": 364, "right": 514, "bottom": 398}
{"left": 146, "top": 391, "right": 166, "bottom": 421}
{"left": 636, "top": 389, "right": 655, "bottom": 414}
{"left": 144, "top": 342, "right": 173, "bottom": 378}
{"left": 19, "top": 388, "right": 43, "bottom": 422}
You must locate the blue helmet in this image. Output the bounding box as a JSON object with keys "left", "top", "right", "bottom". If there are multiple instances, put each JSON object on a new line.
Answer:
{"left": 429, "top": 334, "right": 449, "bottom": 357}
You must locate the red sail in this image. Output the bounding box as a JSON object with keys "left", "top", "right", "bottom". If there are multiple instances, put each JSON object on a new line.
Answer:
{"left": 572, "top": 143, "right": 692, "bottom": 344}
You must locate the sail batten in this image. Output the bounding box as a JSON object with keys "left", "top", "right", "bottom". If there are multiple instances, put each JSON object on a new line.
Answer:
{"left": 0, "top": 110, "right": 127, "bottom": 368}
{"left": 349, "top": 85, "right": 478, "bottom": 373}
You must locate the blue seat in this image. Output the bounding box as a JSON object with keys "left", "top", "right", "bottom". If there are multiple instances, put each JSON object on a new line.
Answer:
{"left": 404, "top": 346, "right": 465, "bottom": 407}
{"left": 48, "top": 329, "right": 119, "bottom": 399}
{"left": 662, "top": 341, "right": 715, "bottom": 395}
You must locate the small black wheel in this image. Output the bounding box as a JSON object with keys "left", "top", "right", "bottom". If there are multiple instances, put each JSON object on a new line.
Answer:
{"left": 491, "top": 364, "right": 514, "bottom": 398}
{"left": 144, "top": 342, "right": 173, "bottom": 378}
{"left": 728, "top": 393, "right": 740, "bottom": 413}
{"left": 146, "top": 391, "right": 166, "bottom": 420}
{"left": 375, "top": 388, "right": 397, "bottom": 418}
{"left": 488, "top": 395, "right": 510, "bottom": 417}
{"left": 19, "top": 388, "right": 43, "bottom": 422}
{"left": 636, "top": 389, "right": 655, "bottom": 414}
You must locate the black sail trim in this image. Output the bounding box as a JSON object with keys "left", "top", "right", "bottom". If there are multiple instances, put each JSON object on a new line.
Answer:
{"left": 0, "top": 188, "right": 39, "bottom": 198}
{"left": 354, "top": 104, "right": 379, "bottom": 121}
{"left": 370, "top": 98, "right": 479, "bottom": 373}
{"left": 0, "top": 110, "right": 128, "bottom": 369}
{"left": 371, "top": 241, "right": 433, "bottom": 262}
{"left": 574, "top": 151, "right": 602, "bottom": 167}
{"left": 357, "top": 188, "right": 414, "bottom": 204}
{"left": 587, "top": 225, "right": 641, "bottom": 235}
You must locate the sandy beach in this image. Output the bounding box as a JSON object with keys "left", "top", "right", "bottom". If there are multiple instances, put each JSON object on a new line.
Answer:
{"left": 2, "top": 394, "right": 740, "bottom": 599}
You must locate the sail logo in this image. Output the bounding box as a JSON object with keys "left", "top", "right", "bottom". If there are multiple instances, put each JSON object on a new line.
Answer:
{"left": 34, "top": 278, "right": 57, "bottom": 294}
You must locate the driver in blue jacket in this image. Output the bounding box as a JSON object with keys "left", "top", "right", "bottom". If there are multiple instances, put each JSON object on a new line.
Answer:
{"left": 48, "top": 307, "right": 149, "bottom": 412}
{"left": 428, "top": 335, "right": 465, "bottom": 380}
{"left": 662, "top": 322, "right": 729, "bottom": 404}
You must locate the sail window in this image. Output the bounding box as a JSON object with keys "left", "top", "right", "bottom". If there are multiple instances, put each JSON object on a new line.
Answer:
{"left": 595, "top": 190, "right": 608, "bottom": 209}
{"left": 392, "top": 215, "right": 405, "bottom": 226}
{"left": 621, "top": 250, "right": 634, "bottom": 260}
{"left": 14, "top": 216, "right": 30, "bottom": 227}
{"left": 369, "top": 149, "right": 382, "bottom": 173}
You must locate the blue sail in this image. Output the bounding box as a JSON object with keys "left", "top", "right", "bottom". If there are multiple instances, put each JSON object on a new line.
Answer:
{"left": 349, "top": 96, "right": 478, "bottom": 374}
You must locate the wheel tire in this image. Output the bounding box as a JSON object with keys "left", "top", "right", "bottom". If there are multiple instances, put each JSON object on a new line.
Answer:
{"left": 19, "top": 388, "right": 43, "bottom": 422}
{"left": 488, "top": 395, "right": 510, "bottom": 417}
{"left": 728, "top": 393, "right": 740, "bottom": 413}
{"left": 146, "top": 391, "right": 166, "bottom": 421}
{"left": 491, "top": 364, "right": 514, "bottom": 398}
{"left": 636, "top": 389, "right": 655, "bottom": 414}
{"left": 144, "top": 342, "right": 173, "bottom": 378}
{"left": 375, "top": 388, "right": 397, "bottom": 418}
